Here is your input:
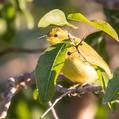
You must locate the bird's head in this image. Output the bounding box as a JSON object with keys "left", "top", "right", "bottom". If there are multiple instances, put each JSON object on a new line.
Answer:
{"left": 47, "top": 27, "right": 69, "bottom": 45}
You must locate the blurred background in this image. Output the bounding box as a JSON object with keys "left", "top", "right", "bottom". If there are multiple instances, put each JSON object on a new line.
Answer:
{"left": 0, "top": 0, "right": 119, "bottom": 119}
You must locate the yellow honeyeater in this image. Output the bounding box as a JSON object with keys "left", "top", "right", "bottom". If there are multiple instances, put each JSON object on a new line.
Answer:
{"left": 47, "top": 27, "right": 112, "bottom": 84}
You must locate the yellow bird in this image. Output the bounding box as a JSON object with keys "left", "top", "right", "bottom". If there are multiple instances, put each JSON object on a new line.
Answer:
{"left": 47, "top": 27, "right": 112, "bottom": 84}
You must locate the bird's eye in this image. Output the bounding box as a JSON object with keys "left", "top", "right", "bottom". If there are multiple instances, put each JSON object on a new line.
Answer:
{"left": 67, "top": 52, "right": 72, "bottom": 55}
{"left": 54, "top": 34, "right": 58, "bottom": 37}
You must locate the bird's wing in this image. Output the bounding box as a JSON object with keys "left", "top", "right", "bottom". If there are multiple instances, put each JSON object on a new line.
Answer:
{"left": 69, "top": 41, "right": 113, "bottom": 79}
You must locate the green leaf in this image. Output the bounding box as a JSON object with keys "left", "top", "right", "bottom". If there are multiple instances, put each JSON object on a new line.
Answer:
{"left": 96, "top": 67, "right": 106, "bottom": 92}
{"left": 68, "top": 13, "right": 119, "bottom": 42}
{"left": 38, "top": 9, "right": 77, "bottom": 28}
{"left": 33, "top": 89, "right": 39, "bottom": 100}
{"left": 35, "top": 41, "right": 70, "bottom": 104}
{"left": 104, "top": 8, "right": 119, "bottom": 34}
{"left": 103, "top": 67, "right": 119, "bottom": 104}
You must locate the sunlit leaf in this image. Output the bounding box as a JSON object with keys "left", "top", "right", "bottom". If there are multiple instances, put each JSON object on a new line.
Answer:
{"left": 35, "top": 40, "right": 70, "bottom": 104}
{"left": 68, "top": 13, "right": 119, "bottom": 42}
{"left": 104, "top": 8, "right": 119, "bottom": 33}
{"left": 38, "top": 9, "right": 76, "bottom": 28}
{"left": 103, "top": 67, "right": 119, "bottom": 104}
{"left": 96, "top": 68, "right": 106, "bottom": 91}
{"left": 33, "top": 89, "right": 39, "bottom": 100}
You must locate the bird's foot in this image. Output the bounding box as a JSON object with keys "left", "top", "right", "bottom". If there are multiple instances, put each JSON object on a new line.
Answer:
{"left": 81, "top": 83, "right": 93, "bottom": 88}
{"left": 68, "top": 84, "right": 80, "bottom": 96}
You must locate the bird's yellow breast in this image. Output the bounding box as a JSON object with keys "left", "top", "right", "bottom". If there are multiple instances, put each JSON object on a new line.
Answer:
{"left": 62, "top": 47, "right": 98, "bottom": 84}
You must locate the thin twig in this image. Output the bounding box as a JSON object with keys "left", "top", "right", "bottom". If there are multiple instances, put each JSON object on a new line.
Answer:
{"left": 68, "top": 33, "right": 91, "bottom": 64}
{"left": 0, "top": 47, "right": 45, "bottom": 57}
{"left": 40, "top": 89, "right": 72, "bottom": 119}
{"left": 48, "top": 101, "right": 59, "bottom": 119}
{"left": 39, "top": 84, "right": 102, "bottom": 119}
{"left": 0, "top": 72, "right": 34, "bottom": 118}
{"left": 0, "top": 71, "right": 102, "bottom": 119}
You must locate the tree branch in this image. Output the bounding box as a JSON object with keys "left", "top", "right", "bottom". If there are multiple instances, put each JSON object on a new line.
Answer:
{"left": 48, "top": 101, "right": 59, "bottom": 119}
{"left": 0, "top": 72, "right": 34, "bottom": 118}
{"left": 0, "top": 71, "right": 102, "bottom": 119}
{"left": 39, "top": 84, "right": 102, "bottom": 119}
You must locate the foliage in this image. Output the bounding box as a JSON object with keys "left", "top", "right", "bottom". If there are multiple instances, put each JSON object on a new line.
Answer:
{"left": 35, "top": 40, "right": 70, "bottom": 104}
{"left": 36, "top": 9, "right": 118, "bottom": 104}
{"left": 0, "top": 2, "right": 119, "bottom": 119}
{"left": 0, "top": 0, "right": 34, "bottom": 41}
{"left": 38, "top": 9, "right": 77, "bottom": 28}
{"left": 68, "top": 13, "right": 119, "bottom": 41}
{"left": 104, "top": 8, "right": 119, "bottom": 34}
{"left": 103, "top": 67, "right": 119, "bottom": 104}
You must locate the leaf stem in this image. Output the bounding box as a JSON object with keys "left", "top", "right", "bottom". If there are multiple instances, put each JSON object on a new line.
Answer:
{"left": 66, "top": 22, "right": 78, "bottom": 29}
{"left": 96, "top": 68, "right": 106, "bottom": 92}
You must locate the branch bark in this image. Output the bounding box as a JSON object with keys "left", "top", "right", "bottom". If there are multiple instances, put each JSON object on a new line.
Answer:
{"left": 0, "top": 72, "right": 34, "bottom": 118}
{"left": 40, "top": 84, "right": 102, "bottom": 119}
{"left": 0, "top": 71, "right": 103, "bottom": 119}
